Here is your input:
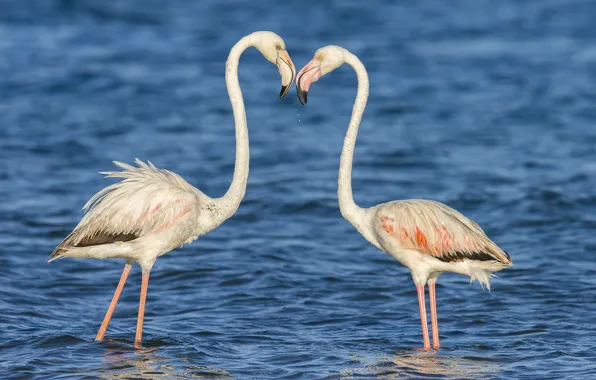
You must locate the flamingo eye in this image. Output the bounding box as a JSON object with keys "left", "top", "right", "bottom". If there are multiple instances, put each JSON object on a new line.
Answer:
{"left": 276, "top": 44, "right": 282, "bottom": 51}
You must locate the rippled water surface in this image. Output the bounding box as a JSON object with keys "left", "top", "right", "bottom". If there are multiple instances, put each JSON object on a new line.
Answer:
{"left": 2, "top": 0, "right": 596, "bottom": 378}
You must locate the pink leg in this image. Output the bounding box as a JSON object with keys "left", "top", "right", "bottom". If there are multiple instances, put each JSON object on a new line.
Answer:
{"left": 416, "top": 284, "right": 431, "bottom": 350}
{"left": 134, "top": 273, "right": 150, "bottom": 347}
{"left": 95, "top": 264, "right": 132, "bottom": 341}
{"left": 428, "top": 282, "right": 440, "bottom": 349}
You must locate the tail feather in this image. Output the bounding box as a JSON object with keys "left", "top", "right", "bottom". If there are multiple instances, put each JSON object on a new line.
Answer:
{"left": 47, "top": 241, "right": 139, "bottom": 263}
{"left": 467, "top": 260, "right": 511, "bottom": 291}
{"left": 48, "top": 231, "right": 78, "bottom": 262}
{"left": 47, "top": 248, "right": 68, "bottom": 263}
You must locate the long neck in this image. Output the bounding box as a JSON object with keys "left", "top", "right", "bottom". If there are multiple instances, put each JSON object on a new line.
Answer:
{"left": 338, "top": 52, "right": 369, "bottom": 226}
{"left": 219, "top": 36, "right": 253, "bottom": 218}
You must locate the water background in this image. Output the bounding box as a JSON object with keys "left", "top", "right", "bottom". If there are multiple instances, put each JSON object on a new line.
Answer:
{"left": 1, "top": 0, "right": 596, "bottom": 378}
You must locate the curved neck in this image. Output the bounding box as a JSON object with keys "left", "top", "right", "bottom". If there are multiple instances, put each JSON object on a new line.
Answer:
{"left": 219, "top": 35, "right": 253, "bottom": 217}
{"left": 338, "top": 51, "right": 369, "bottom": 224}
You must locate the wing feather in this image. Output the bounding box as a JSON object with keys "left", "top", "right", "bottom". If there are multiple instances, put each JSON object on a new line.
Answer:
{"left": 50, "top": 159, "right": 200, "bottom": 259}
{"left": 376, "top": 199, "right": 511, "bottom": 264}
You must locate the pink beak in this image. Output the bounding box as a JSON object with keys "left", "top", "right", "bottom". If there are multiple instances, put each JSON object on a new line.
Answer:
{"left": 296, "top": 58, "right": 321, "bottom": 105}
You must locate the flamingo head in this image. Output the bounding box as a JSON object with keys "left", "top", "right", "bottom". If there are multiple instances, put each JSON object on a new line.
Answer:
{"left": 296, "top": 45, "right": 347, "bottom": 105}
{"left": 252, "top": 31, "right": 296, "bottom": 98}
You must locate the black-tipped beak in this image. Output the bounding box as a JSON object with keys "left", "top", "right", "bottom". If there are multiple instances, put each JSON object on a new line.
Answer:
{"left": 296, "top": 72, "right": 308, "bottom": 105}
{"left": 277, "top": 54, "right": 295, "bottom": 99}
{"left": 296, "top": 59, "right": 320, "bottom": 105}
{"left": 297, "top": 87, "right": 308, "bottom": 105}
{"left": 280, "top": 83, "right": 291, "bottom": 98}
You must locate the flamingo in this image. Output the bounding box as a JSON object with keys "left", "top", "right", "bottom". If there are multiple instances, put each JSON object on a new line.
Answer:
{"left": 296, "top": 45, "right": 512, "bottom": 350}
{"left": 48, "top": 31, "right": 296, "bottom": 346}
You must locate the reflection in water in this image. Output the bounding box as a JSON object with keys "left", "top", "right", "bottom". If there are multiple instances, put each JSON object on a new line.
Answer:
{"left": 98, "top": 342, "right": 233, "bottom": 379}
{"left": 341, "top": 350, "right": 500, "bottom": 379}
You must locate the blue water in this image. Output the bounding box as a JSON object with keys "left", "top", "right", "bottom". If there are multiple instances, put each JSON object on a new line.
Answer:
{"left": 1, "top": 0, "right": 596, "bottom": 378}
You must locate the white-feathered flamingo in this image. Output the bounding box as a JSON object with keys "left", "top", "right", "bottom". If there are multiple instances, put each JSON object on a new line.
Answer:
{"left": 296, "top": 45, "right": 512, "bottom": 350}
{"left": 48, "top": 31, "right": 296, "bottom": 346}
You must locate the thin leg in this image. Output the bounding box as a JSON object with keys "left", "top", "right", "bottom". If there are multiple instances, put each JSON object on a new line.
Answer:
{"left": 95, "top": 264, "right": 132, "bottom": 341}
{"left": 428, "top": 282, "right": 440, "bottom": 349}
{"left": 416, "top": 284, "right": 431, "bottom": 350}
{"left": 135, "top": 273, "right": 150, "bottom": 347}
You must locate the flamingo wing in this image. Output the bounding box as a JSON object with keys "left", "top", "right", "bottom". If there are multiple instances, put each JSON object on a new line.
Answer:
{"left": 50, "top": 159, "right": 200, "bottom": 260}
{"left": 375, "top": 199, "right": 511, "bottom": 265}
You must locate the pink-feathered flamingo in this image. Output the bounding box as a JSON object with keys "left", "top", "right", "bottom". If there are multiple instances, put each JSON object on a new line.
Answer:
{"left": 296, "top": 45, "right": 512, "bottom": 350}
{"left": 48, "top": 31, "right": 296, "bottom": 346}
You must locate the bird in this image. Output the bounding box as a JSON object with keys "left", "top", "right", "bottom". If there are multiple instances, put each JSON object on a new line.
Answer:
{"left": 48, "top": 31, "right": 296, "bottom": 347}
{"left": 295, "top": 45, "right": 512, "bottom": 350}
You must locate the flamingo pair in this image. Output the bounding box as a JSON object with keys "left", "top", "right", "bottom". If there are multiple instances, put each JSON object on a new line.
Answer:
{"left": 49, "top": 33, "right": 511, "bottom": 350}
